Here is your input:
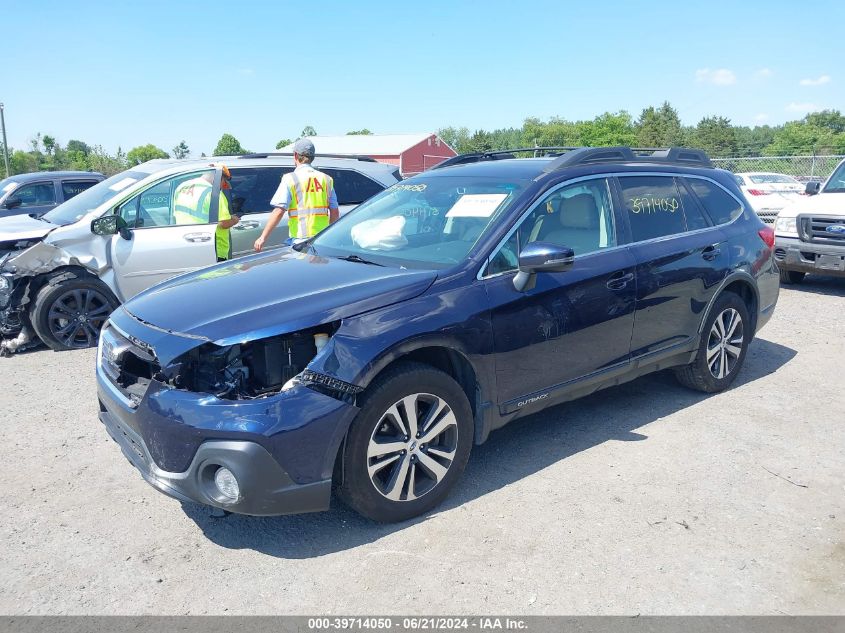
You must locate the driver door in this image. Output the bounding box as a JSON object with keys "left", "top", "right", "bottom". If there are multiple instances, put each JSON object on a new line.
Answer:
{"left": 109, "top": 169, "right": 220, "bottom": 300}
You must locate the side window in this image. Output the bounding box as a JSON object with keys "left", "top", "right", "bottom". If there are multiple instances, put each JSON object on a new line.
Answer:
{"left": 228, "top": 167, "right": 291, "bottom": 215}
{"left": 686, "top": 178, "right": 743, "bottom": 225}
{"left": 322, "top": 168, "right": 385, "bottom": 205}
{"left": 12, "top": 182, "right": 55, "bottom": 207}
{"left": 485, "top": 178, "right": 616, "bottom": 276}
{"left": 619, "top": 176, "right": 687, "bottom": 242}
{"left": 118, "top": 170, "right": 215, "bottom": 228}
{"left": 677, "top": 178, "right": 710, "bottom": 231}
{"left": 61, "top": 180, "right": 98, "bottom": 200}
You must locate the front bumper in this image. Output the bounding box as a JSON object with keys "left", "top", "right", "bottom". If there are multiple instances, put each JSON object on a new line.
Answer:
{"left": 97, "top": 346, "right": 360, "bottom": 516}
{"left": 774, "top": 236, "right": 845, "bottom": 277}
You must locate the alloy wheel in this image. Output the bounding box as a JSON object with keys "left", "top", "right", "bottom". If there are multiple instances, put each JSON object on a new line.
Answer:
{"left": 48, "top": 288, "right": 112, "bottom": 349}
{"left": 706, "top": 307, "right": 744, "bottom": 379}
{"left": 366, "top": 393, "right": 459, "bottom": 502}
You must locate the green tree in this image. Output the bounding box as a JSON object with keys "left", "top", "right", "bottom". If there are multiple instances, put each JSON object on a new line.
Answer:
{"left": 636, "top": 102, "right": 685, "bottom": 147}
{"left": 346, "top": 129, "right": 372, "bottom": 135}
{"left": 213, "top": 133, "right": 247, "bottom": 156}
{"left": 172, "top": 140, "right": 190, "bottom": 159}
{"left": 691, "top": 116, "right": 737, "bottom": 157}
{"left": 87, "top": 145, "right": 127, "bottom": 176}
{"left": 300, "top": 126, "right": 317, "bottom": 138}
{"left": 10, "top": 150, "right": 38, "bottom": 175}
{"left": 734, "top": 125, "right": 778, "bottom": 157}
{"left": 578, "top": 111, "right": 638, "bottom": 147}
{"left": 275, "top": 138, "right": 292, "bottom": 150}
{"left": 65, "top": 140, "right": 90, "bottom": 155}
{"left": 437, "top": 126, "right": 471, "bottom": 153}
{"left": 805, "top": 110, "right": 845, "bottom": 134}
{"left": 42, "top": 135, "right": 57, "bottom": 156}
{"left": 127, "top": 144, "right": 169, "bottom": 165}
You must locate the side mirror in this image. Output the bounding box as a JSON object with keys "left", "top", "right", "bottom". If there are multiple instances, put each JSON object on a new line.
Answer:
{"left": 91, "top": 215, "right": 132, "bottom": 240}
{"left": 4, "top": 197, "right": 22, "bottom": 210}
{"left": 805, "top": 181, "right": 821, "bottom": 195}
{"left": 513, "top": 241, "right": 575, "bottom": 292}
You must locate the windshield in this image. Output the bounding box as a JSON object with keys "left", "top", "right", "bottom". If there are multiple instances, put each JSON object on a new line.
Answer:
{"left": 41, "top": 170, "right": 149, "bottom": 226}
{"left": 749, "top": 174, "right": 799, "bottom": 184}
{"left": 824, "top": 162, "right": 845, "bottom": 193}
{"left": 310, "top": 175, "right": 528, "bottom": 269}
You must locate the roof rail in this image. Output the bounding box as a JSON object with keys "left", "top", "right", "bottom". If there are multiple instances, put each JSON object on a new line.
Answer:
{"left": 236, "top": 152, "right": 378, "bottom": 162}
{"left": 541, "top": 146, "right": 713, "bottom": 172}
{"left": 431, "top": 147, "right": 580, "bottom": 170}
{"left": 431, "top": 146, "right": 713, "bottom": 172}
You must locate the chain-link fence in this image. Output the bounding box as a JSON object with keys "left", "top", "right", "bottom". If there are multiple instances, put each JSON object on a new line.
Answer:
{"left": 712, "top": 155, "right": 844, "bottom": 182}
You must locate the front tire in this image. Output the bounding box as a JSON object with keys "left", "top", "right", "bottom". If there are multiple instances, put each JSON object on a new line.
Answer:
{"left": 31, "top": 275, "right": 118, "bottom": 351}
{"left": 338, "top": 362, "right": 473, "bottom": 522}
{"left": 779, "top": 268, "right": 805, "bottom": 284}
{"left": 675, "top": 292, "right": 750, "bottom": 393}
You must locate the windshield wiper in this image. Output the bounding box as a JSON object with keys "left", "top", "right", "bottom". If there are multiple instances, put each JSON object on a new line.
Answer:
{"left": 334, "top": 254, "right": 384, "bottom": 266}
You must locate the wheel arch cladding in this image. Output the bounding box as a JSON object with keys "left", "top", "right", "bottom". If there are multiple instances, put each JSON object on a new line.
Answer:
{"left": 722, "top": 278, "right": 759, "bottom": 333}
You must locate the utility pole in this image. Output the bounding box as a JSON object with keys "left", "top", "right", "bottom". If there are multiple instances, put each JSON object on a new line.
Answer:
{"left": 0, "top": 103, "right": 9, "bottom": 178}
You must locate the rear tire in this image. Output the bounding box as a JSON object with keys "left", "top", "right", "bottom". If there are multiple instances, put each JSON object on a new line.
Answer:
{"left": 675, "top": 292, "right": 750, "bottom": 393}
{"left": 779, "top": 268, "right": 805, "bottom": 284}
{"left": 338, "top": 362, "right": 473, "bottom": 522}
{"left": 31, "top": 275, "right": 118, "bottom": 351}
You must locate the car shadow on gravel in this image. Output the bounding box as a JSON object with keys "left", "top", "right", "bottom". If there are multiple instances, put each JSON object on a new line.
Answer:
{"left": 182, "top": 337, "right": 796, "bottom": 558}
{"left": 783, "top": 275, "right": 845, "bottom": 297}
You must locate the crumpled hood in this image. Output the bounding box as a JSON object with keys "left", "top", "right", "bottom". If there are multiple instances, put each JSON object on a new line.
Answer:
{"left": 123, "top": 248, "right": 437, "bottom": 346}
{"left": 0, "top": 214, "right": 54, "bottom": 243}
{"left": 779, "top": 191, "right": 845, "bottom": 218}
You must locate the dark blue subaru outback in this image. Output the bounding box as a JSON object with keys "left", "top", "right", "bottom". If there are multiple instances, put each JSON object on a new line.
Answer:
{"left": 97, "top": 147, "right": 779, "bottom": 522}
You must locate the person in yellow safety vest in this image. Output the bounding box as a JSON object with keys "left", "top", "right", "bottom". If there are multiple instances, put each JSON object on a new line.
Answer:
{"left": 173, "top": 164, "right": 240, "bottom": 261}
{"left": 254, "top": 138, "right": 339, "bottom": 252}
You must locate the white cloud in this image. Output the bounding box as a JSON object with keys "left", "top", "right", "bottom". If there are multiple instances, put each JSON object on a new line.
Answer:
{"left": 695, "top": 68, "right": 737, "bottom": 86}
{"left": 754, "top": 113, "right": 769, "bottom": 122}
{"left": 785, "top": 102, "right": 822, "bottom": 113}
{"left": 799, "top": 75, "right": 831, "bottom": 86}
{"left": 755, "top": 68, "right": 774, "bottom": 79}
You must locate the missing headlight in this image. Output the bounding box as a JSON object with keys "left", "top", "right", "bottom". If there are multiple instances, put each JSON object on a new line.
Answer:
{"left": 170, "top": 324, "right": 339, "bottom": 400}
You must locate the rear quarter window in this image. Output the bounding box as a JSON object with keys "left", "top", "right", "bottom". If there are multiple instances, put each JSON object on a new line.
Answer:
{"left": 685, "top": 178, "right": 743, "bottom": 225}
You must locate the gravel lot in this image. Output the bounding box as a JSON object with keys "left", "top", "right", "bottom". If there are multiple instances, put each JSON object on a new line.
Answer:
{"left": 1, "top": 278, "right": 843, "bottom": 615}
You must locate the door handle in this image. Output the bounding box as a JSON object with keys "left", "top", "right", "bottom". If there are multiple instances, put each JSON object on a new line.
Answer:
{"left": 606, "top": 271, "right": 634, "bottom": 290}
{"left": 233, "top": 221, "right": 259, "bottom": 230}
{"left": 183, "top": 232, "right": 212, "bottom": 243}
{"left": 702, "top": 244, "right": 722, "bottom": 260}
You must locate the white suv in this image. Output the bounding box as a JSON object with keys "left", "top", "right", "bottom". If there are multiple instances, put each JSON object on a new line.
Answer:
{"left": 0, "top": 154, "right": 399, "bottom": 352}
{"left": 773, "top": 158, "right": 845, "bottom": 284}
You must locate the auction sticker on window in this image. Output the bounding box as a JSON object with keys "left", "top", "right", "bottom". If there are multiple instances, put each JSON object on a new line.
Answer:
{"left": 446, "top": 193, "right": 508, "bottom": 218}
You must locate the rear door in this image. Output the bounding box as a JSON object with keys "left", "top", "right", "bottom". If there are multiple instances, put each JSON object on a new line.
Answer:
{"left": 617, "top": 174, "right": 729, "bottom": 359}
{"left": 109, "top": 168, "right": 220, "bottom": 300}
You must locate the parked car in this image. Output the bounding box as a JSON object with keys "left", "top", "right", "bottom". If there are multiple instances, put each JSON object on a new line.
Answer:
{"left": 0, "top": 154, "right": 399, "bottom": 353}
{"left": 733, "top": 172, "right": 805, "bottom": 224}
{"left": 97, "top": 146, "right": 779, "bottom": 522}
{"left": 0, "top": 171, "right": 104, "bottom": 218}
{"left": 773, "top": 157, "right": 845, "bottom": 284}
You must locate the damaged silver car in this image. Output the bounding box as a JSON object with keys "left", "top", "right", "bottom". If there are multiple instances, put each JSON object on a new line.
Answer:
{"left": 0, "top": 156, "right": 399, "bottom": 354}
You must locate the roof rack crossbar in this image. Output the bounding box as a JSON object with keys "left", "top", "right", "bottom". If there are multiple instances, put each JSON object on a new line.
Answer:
{"left": 236, "top": 152, "right": 377, "bottom": 162}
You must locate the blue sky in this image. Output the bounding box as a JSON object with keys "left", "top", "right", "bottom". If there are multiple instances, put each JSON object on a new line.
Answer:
{"left": 2, "top": 0, "right": 842, "bottom": 156}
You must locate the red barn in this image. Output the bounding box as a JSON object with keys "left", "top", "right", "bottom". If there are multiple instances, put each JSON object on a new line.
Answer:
{"left": 282, "top": 133, "right": 456, "bottom": 177}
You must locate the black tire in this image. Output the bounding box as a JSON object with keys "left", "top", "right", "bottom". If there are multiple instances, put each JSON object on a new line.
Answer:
{"left": 779, "top": 268, "right": 805, "bottom": 284}
{"left": 30, "top": 274, "right": 119, "bottom": 351}
{"left": 338, "top": 362, "right": 473, "bottom": 523}
{"left": 675, "top": 292, "right": 750, "bottom": 393}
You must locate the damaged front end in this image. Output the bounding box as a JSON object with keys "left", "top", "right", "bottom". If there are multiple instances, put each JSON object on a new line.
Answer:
{"left": 0, "top": 241, "right": 92, "bottom": 355}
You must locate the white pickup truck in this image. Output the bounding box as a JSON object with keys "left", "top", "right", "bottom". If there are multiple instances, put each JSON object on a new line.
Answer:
{"left": 773, "top": 158, "right": 845, "bottom": 283}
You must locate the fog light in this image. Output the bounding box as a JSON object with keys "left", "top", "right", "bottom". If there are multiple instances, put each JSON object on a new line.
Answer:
{"left": 214, "top": 467, "right": 240, "bottom": 501}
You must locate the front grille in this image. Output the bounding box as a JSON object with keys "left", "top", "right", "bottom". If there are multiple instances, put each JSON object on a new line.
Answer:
{"left": 755, "top": 210, "right": 778, "bottom": 224}
{"left": 799, "top": 215, "right": 845, "bottom": 244}
{"left": 100, "top": 325, "right": 160, "bottom": 406}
